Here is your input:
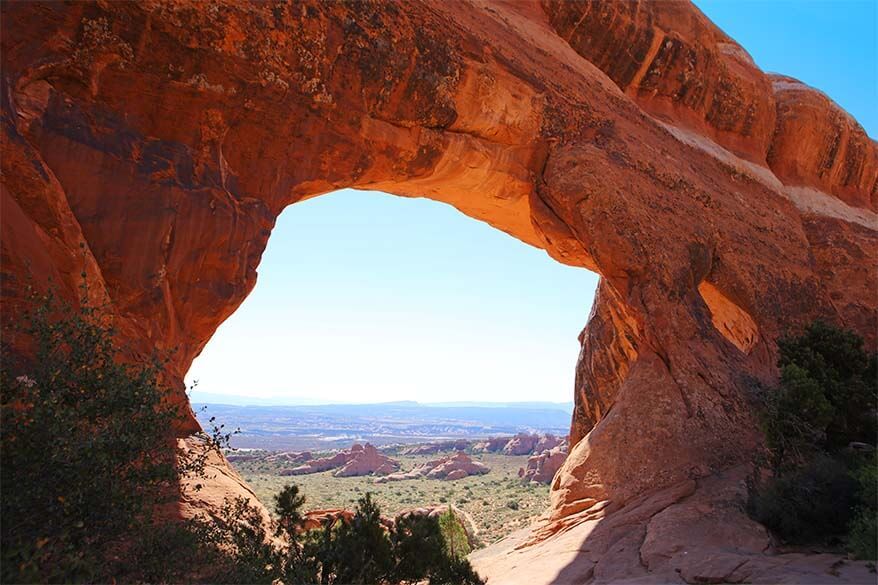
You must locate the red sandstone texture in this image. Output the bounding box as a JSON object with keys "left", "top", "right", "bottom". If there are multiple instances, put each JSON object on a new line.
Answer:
{"left": 2, "top": 1, "right": 876, "bottom": 582}
{"left": 376, "top": 452, "right": 490, "bottom": 483}
{"left": 278, "top": 443, "right": 399, "bottom": 477}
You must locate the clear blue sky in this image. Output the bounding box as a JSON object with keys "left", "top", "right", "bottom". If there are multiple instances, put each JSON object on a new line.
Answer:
{"left": 187, "top": 190, "right": 598, "bottom": 404}
{"left": 186, "top": 4, "right": 876, "bottom": 404}
{"left": 694, "top": 0, "right": 876, "bottom": 137}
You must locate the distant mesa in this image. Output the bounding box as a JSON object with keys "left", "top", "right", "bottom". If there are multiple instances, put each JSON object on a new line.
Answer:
{"left": 377, "top": 452, "right": 489, "bottom": 483}
{"left": 279, "top": 443, "right": 399, "bottom": 477}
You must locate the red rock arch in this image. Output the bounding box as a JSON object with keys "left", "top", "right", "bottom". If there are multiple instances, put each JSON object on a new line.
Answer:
{"left": 2, "top": 1, "right": 876, "bottom": 581}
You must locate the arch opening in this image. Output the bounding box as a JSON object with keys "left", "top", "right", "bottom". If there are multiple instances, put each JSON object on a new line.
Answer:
{"left": 185, "top": 187, "right": 598, "bottom": 544}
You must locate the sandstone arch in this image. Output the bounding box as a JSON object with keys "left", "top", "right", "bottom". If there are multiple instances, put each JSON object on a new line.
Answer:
{"left": 2, "top": 1, "right": 876, "bottom": 582}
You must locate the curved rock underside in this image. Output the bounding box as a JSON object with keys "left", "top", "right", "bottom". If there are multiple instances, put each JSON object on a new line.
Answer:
{"left": 2, "top": 1, "right": 875, "bottom": 583}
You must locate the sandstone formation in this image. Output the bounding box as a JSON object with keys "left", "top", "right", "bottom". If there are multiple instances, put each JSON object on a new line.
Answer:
{"left": 501, "top": 433, "right": 540, "bottom": 455}
{"left": 474, "top": 437, "right": 512, "bottom": 453}
{"left": 471, "top": 466, "right": 876, "bottom": 584}
{"left": 279, "top": 444, "right": 399, "bottom": 477}
{"left": 502, "top": 432, "right": 564, "bottom": 455}
{"left": 471, "top": 433, "right": 565, "bottom": 455}
{"left": 401, "top": 439, "right": 470, "bottom": 455}
{"left": 2, "top": 1, "right": 876, "bottom": 582}
{"left": 333, "top": 444, "right": 400, "bottom": 478}
{"left": 262, "top": 450, "right": 313, "bottom": 465}
{"left": 376, "top": 452, "right": 489, "bottom": 483}
{"left": 518, "top": 444, "right": 568, "bottom": 485}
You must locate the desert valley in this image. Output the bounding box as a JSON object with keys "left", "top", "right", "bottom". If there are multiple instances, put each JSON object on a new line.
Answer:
{"left": 197, "top": 400, "right": 574, "bottom": 547}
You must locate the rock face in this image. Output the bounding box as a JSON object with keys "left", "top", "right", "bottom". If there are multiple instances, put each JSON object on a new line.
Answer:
{"left": 2, "top": 1, "right": 876, "bottom": 582}
{"left": 279, "top": 444, "right": 399, "bottom": 477}
{"left": 377, "top": 452, "right": 490, "bottom": 483}
{"left": 519, "top": 445, "right": 568, "bottom": 485}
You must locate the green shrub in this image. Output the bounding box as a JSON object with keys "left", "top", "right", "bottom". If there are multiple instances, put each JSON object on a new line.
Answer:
{"left": 0, "top": 288, "right": 225, "bottom": 582}
{"left": 1, "top": 287, "right": 484, "bottom": 583}
{"left": 746, "top": 455, "right": 858, "bottom": 544}
{"left": 747, "top": 321, "right": 877, "bottom": 556}
{"left": 391, "top": 513, "right": 449, "bottom": 583}
{"left": 438, "top": 508, "right": 472, "bottom": 558}
{"left": 776, "top": 321, "right": 877, "bottom": 453}
{"left": 847, "top": 452, "right": 878, "bottom": 560}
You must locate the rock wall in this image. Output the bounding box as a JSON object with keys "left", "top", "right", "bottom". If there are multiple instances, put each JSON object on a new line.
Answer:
{"left": 2, "top": 1, "right": 875, "bottom": 582}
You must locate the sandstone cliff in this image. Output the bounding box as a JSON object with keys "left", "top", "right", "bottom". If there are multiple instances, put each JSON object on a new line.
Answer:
{"left": 2, "top": 1, "right": 875, "bottom": 582}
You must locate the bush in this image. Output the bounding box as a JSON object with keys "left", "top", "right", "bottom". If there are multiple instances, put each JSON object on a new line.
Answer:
{"left": 775, "top": 321, "right": 877, "bottom": 453}
{"left": 439, "top": 508, "right": 472, "bottom": 558}
{"left": 0, "top": 288, "right": 220, "bottom": 582}
{"left": 847, "top": 452, "right": 878, "bottom": 560}
{"left": 1, "top": 287, "right": 485, "bottom": 583}
{"left": 747, "top": 321, "right": 878, "bottom": 557}
{"left": 746, "top": 455, "right": 858, "bottom": 544}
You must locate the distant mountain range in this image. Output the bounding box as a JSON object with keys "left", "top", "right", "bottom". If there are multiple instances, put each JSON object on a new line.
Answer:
{"left": 192, "top": 398, "right": 573, "bottom": 451}
{"left": 189, "top": 391, "right": 573, "bottom": 412}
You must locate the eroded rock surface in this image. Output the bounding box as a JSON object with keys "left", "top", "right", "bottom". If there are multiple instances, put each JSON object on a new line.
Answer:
{"left": 377, "top": 452, "right": 490, "bottom": 483}
{"left": 279, "top": 443, "right": 399, "bottom": 477}
{"left": 2, "top": 1, "right": 875, "bottom": 582}
{"left": 401, "top": 440, "right": 471, "bottom": 455}
{"left": 472, "top": 433, "right": 565, "bottom": 455}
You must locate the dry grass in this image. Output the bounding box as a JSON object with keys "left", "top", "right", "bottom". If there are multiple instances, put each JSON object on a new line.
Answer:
{"left": 233, "top": 452, "right": 550, "bottom": 547}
